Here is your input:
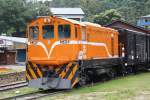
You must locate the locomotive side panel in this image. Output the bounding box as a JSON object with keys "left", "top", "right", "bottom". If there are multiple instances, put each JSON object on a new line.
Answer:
{"left": 86, "top": 26, "right": 119, "bottom": 59}
{"left": 113, "top": 30, "right": 119, "bottom": 57}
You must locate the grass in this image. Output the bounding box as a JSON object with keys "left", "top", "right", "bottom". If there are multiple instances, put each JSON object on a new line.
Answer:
{"left": 41, "top": 72, "right": 150, "bottom": 100}
{"left": 1, "top": 72, "right": 150, "bottom": 100}
{"left": 0, "top": 87, "right": 39, "bottom": 99}
{"left": 0, "top": 68, "right": 15, "bottom": 75}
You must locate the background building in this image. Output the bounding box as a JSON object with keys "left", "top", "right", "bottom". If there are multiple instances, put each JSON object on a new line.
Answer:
{"left": 106, "top": 20, "right": 150, "bottom": 34}
{"left": 0, "top": 36, "right": 27, "bottom": 65}
{"left": 137, "top": 15, "right": 150, "bottom": 30}
{"left": 50, "top": 8, "right": 85, "bottom": 21}
{"left": 0, "top": 39, "right": 15, "bottom": 64}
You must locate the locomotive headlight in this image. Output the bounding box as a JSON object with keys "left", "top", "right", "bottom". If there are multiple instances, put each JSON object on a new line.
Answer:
{"left": 125, "top": 63, "right": 128, "bottom": 66}
{"left": 44, "top": 18, "right": 51, "bottom": 24}
{"left": 132, "top": 56, "right": 134, "bottom": 60}
{"left": 111, "top": 34, "right": 114, "bottom": 37}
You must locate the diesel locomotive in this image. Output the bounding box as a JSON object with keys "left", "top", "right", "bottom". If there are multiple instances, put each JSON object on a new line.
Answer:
{"left": 26, "top": 16, "right": 150, "bottom": 89}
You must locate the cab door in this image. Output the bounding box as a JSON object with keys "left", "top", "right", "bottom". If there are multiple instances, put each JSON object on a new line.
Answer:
{"left": 28, "top": 25, "right": 40, "bottom": 60}
{"left": 78, "top": 26, "right": 87, "bottom": 60}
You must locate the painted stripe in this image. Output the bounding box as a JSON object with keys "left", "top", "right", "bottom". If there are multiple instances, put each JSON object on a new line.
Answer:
{"left": 55, "top": 67, "right": 60, "bottom": 73}
{"left": 71, "top": 69, "right": 79, "bottom": 84}
{"left": 64, "top": 64, "right": 75, "bottom": 79}
{"left": 93, "top": 55, "right": 118, "bottom": 59}
{"left": 29, "top": 62, "right": 40, "bottom": 78}
{"left": 37, "top": 68, "right": 43, "bottom": 77}
{"left": 28, "top": 64, "right": 37, "bottom": 79}
{"left": 68, "top": 64, "right": 78, "bottom": 80}
{"left": 26, "top": 65, "right": 34, "bottom": 79}
{"left": 25, "top": 71, "right": 31, "bottom": 81}
{"left": 36, "top": 64, "right": 43, "bottom": 75}
{"left": 34, "top": 64, "right": 43, "bottom": 78}
{"left": 72, "top": 78, "right": 79, "bottom": 87}
{"left": 28, "top": 40, "right": 113, "bottom": 58}
{"left": 60, "top": 63, "right": 72, "bottom": 78}
{"left": 57, "top": 64, "right": 67, "bottom": 75}
{"left": 68, "top": 41, "right": 112, "bottom": 57}
{"left": 32, "top": 63, "right": 43, "bottom": 78}
{"left": 36, "top": 42, "right": 49, "bottom": 57}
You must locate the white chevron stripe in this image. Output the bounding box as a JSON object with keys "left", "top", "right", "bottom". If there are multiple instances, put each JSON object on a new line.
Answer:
{"left": 28, "top": 40, "right": 113, "bottom": 59}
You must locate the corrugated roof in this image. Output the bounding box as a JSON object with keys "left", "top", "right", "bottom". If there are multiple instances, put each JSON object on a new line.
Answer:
{"left": 105, "top": 20, "right": 150, "bottom": 34}
{"left": 0, "top": 36, "right": 27, "bottom": 44}
{"left": 0, "top": 39, "right": 13, "bottom": 46}
{"left": 141, "top": 14, "right": 150, "bottom": 18}
{"left": 50, "top": 8, "right": 84, "bottom": 15}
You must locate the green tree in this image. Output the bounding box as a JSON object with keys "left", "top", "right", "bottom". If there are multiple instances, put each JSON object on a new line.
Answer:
{"left": 80, "top": 0, "right": 100, "bottom": 21}
{"left": 146, "top": 0, "right": 150, "bottom": 14}
{"left": 0, "top": 0, "right": 51, "bottom": 35}
{"left": 51, "top": 0, "right": 80, "bottom": 7}
{"left": 93, "top": 9, "right": 122, "bottom": 25}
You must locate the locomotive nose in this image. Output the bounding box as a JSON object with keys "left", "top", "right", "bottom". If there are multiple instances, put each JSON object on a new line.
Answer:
{"left": 26, "top": 63, "right": 74, "bottom": 89}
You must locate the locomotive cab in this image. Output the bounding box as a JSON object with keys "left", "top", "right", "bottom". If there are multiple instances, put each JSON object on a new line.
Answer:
{"left": 27, "top": 16, "right": 80, "bottom": 65}
{"left": 26, "top": 16, "right": 84, "bottom": 89}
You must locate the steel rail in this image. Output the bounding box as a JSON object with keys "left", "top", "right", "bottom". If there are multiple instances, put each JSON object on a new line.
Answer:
{"left": 0, "top": 81, "right": 27, "bottom": 92}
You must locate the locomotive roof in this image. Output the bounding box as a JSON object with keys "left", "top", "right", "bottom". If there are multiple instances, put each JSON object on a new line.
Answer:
{"left": 29, "top": 17, "right": 118, "bottom": 32}
{"left": 61, "top": 18, "right": 102, "bottom": 27}
{"left": 61, "top": 18, "right": 117, "bottom": 31}
{"left": 60, "top": 18, "right": 86, "bottom": 26}
{"left": 81, "top": 22, "right": 101, "bottom": 28}
{"left": 118, "top": 28, "right": 147, "bottom": 36}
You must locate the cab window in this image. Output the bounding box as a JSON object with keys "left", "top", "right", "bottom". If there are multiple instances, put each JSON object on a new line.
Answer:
{"left": 58, "top": 25, "right": 70, "bottom": 38}
{"left": 29, "top": 26, "right": 39, "bottom": 39}
{"left": 43, "top": 25, "right": 54, "bottom": 39}
{"left": 75, "top": 27, "right": 78, "bottom": 38}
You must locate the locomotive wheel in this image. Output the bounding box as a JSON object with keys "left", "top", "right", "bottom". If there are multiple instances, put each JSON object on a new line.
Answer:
{"left": 79, "top": 75, "right": 86, "bottom": 86}
{"left": 100, "top": 74, "right": 109, "bottom": 82}
{"left": 78, "top": 73, "right": 90, "bottom": 86}
{"left": 107, "top": 68, "right": 116, "bottom": 79}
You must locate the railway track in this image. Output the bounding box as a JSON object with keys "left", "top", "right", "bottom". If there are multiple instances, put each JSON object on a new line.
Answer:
{"left": 0, "top": 81, "right": 106, "bottom": 100}
{"left": 1, "top": 72, "right": 148, "bottom": 100}
{"left": 0, "top": 81, "right": 27, "bottom": 91}
{"left": 1, "top": 90, "right": 66, "bottom": 100}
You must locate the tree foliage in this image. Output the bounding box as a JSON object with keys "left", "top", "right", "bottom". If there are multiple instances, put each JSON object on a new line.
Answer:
{"left": 51, "top": 0, "right": 150, "bottom": 24}
{"left": 0, "top": 0, "right": 150, "bottom": 35}
{"left": 0, "top": 0, "right": 51, "bottom": 35}
{"left": 93, "top": 9, "right": 122, "bottom": 25}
